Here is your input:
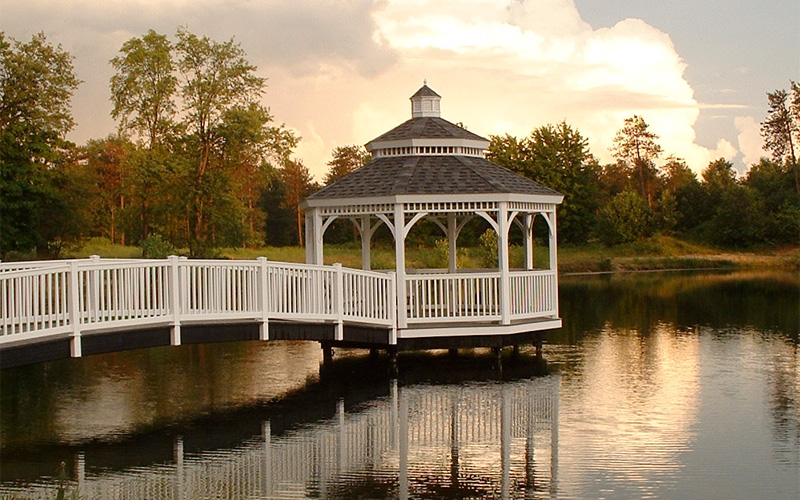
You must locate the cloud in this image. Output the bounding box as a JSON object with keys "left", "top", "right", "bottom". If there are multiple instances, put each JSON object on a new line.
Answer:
{"left": 735, "top": 115, "right": 764, "bottom": 168}
{"left": 3, "top": 0, "right": 764, "bottom": 181}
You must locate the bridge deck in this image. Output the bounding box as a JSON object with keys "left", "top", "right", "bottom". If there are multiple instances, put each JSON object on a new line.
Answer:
{"left": 0, "top": 257, "right": 560, "bottom": 367}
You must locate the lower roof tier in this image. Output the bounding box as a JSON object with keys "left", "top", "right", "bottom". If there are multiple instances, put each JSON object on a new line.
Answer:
{"left": 307, "top": 155, "right": 563, "bottom": 200}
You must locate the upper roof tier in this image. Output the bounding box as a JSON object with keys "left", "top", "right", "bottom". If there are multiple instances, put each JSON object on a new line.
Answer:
{"left": 365, "top": 84, "right": 490, "bottom": 158}
{"left": 303, "top": 85, "right": 563, "bottom": 206}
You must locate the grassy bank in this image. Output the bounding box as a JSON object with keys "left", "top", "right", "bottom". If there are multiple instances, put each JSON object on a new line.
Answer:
{"left": 63, "top": 236, "right": 799, "bottom": 273}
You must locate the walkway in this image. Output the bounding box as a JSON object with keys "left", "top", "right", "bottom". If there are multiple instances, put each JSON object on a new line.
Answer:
{"left": 1, "top": 256, "right": 560, "bottom": 367}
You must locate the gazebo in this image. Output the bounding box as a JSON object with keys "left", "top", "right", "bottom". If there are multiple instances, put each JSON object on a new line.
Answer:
{"left": 301, "top": 84, "right": 563, "bottom": 347}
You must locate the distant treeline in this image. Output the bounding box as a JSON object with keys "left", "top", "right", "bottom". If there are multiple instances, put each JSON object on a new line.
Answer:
{"left": 1, "top": 31, "right": 798, "bottom": 260}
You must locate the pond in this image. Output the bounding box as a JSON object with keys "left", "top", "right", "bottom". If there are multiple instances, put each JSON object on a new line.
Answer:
{"left": 1, "top": 270, "right": 798, "bottom": 499}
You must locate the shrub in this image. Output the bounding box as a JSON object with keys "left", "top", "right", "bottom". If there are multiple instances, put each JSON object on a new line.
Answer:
{"left": 596, "top": 190, "right": 653, "bottom": 246}
{"left": 140, "top": 235, "right": 177, "bottom": 259}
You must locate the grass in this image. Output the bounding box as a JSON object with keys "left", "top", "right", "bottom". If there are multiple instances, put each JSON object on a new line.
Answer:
{"left": 58, "top": 236, "right": 799, "bottom": 273}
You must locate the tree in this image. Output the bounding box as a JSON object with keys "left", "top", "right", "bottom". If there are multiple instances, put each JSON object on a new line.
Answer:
{"left": 487, "top": 122, "right": 601, "bottom": 244}
{"left": 280, "top": 158, "right": 316, "bottom": 246}
{"left": 0, "top": 32, "right": 81, "bottom": 257}
{"left": 174, "top": 28, "right": 269, "bottom": 256}
{"left": 745, "top": 158, "right": 800, "bottom": 244}
{"left": 611, "top": 115, "right": 662, "bottom": 206}
{"left": 702, "top": 158, "right": 738, "bottom": 197}
{"left": 83, "top": 136, "right": 133, "bottom": 244}
{"left": 110, "top": 30, "right": 177, "bottom": 149}
{"left": 324, "top": 145, "right": 370, "bottom": 185}
{"left": 596, "top": 190, "right": 653, "bottom": 246}
{"left": 761, "top": 82, "right": 800, "bottom": 194}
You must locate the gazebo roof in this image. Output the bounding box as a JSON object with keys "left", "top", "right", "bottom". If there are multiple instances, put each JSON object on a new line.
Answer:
{"left": 304, "top": 84, "right": 563, "bottom": 206}
{"left": 366, "top": 116, "right": 487, "bottom": 145}
{"left": 307, "top": 155, "right": 561, "bottom": 200}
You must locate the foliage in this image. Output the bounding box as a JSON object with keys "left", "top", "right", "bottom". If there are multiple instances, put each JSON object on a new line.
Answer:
{"left": 110, "top": 29, "right": 177, "bottom": 148}
{"left": 140, "top": 234, "right": 177, "bottom": 258}
{"left": 761, "top": 81, "right": 800, "bottom": 194}
{"left": 487, "top": 122, "right": 602, "bottom": 244}
{"left": 279, "top": 158, "right": 317, "bottom": 246}
{"left": 324, "top": 144, "right": 370, "bottom": 185}
{"left": 478, "top": 229, "right": 498, "bottom": 268}
{"left": 0, "top": 32, "right": 81, "bottom": 258}
{"left": 596, "top": 190, "right": 653, "bottom": 246}
{"left": 107, "top": 28, "right": 298, "bottom": 255}
{"left": 611, "top": 115, "right": 662, "bottom": 206}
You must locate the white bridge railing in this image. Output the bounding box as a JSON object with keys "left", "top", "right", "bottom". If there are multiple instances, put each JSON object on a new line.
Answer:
{"left": 1, "top": 257, "right": 558, "bottom": 354}
{"left": 0, "top": 257, "right": 396, "bottom": 355}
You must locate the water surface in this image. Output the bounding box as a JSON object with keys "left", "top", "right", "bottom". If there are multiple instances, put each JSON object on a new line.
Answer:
{"left": 1, "top": 271, "right": 798, "bottom": 499}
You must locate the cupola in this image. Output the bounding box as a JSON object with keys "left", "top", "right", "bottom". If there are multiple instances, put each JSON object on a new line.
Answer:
{"left": 411, "top": 83, "right": 441, "bottom": 118}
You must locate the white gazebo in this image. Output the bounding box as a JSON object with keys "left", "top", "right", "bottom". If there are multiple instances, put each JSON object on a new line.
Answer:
{"left": 301, "top": 85, "right": 563, "bottom": 345}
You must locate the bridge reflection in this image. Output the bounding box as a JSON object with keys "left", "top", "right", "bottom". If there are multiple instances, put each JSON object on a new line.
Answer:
{"left": 1, "top": 355, "right": 559, "bottom": 500}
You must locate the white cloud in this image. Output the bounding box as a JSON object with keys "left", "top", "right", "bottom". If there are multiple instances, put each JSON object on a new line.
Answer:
{"left": 735, "top": 115, "right": 765, "bottom": 168}
{"left": 3, "top": 0, "right": 757, "bottom": 181}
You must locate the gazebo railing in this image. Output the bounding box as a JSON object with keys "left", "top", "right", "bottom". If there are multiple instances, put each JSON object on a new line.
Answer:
{"left": 404, "top": 269, "right": 557, "bottom": 324}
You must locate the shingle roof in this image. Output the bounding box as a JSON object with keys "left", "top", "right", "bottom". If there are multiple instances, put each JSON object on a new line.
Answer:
{"left": 411, "top": 84, "right": 440, "bottom": 98}
{"left": 307, "top": 155, "right": 562, "bottom": 200}
{"left": 367, "top": 117, "right": 488, "bottom": 144}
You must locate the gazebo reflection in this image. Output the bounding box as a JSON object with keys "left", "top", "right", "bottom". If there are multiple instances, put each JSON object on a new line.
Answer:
{"left": 3, "top": 358, "right": 559, "bottom": 500}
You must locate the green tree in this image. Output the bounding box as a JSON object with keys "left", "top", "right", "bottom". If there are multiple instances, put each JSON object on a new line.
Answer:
{"left": 0, "top": 32, "right": 81, "bottom": 257}
{"left": 324, "top": 144, "right": 370, "bottom": 185}
{"left": 761, "top": 82, "right": 800, "bottom": 194}
{"left": 280, "top": 158, "right": 316, "bottom": 246}
{"left": 83, "top": 136, "right": 133, "bottom": 244}
{"left": 611, "top": 115, "right": 662, "bottom": 206}
{"left": 596, "top": 190, "right": 653, "bottom": 245}
{"left": 745, "top": 157, "right": 800, "bottom": 244}
{"left": 487, "top": 122, "right": 601, "bottom": 244}
{"left": 174, "top": 28, "right": 270, "bottom": 256}
{"left": 110, "top": 30, "right": 177, "bottom": 149}
{"left": 110, "top": 30, "right": 178, "bottom": 240}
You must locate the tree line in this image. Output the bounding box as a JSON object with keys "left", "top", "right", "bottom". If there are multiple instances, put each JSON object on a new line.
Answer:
{"left": 1, "top": 31, "right": 798, "bottom": 260}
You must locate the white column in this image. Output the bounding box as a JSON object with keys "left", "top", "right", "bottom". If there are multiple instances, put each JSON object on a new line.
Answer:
{"left": 548, "top": 210, "right": 558, "bottom": 272}
{"left": 498, "top": 202, "right": 511, "bottom": 325}
{"left": 68, "top": 260, "right": 82, "bottom": 357}
{"left": 169, "top": 255, "right": 182, "bottom": 346}
{"left": 447, "top": 213, "right": 457, "bottom": 273}
{"left": 314, "top": 209, "right": 324, "bottom": 265}
{"left": 360, "top": 215, "right": 372, "bottom": 270}
{"left": 304, "top": 207, "right": 314, "bottom": 264}
{"left": 548, "top": 210, "right": 559, "bottom": 319}
{"left": 523, "top": 214, "right": 534, "bottom": 270}
{"left": 394, "top": 203, "right": 407, "bottom": 329}
{"left": 257, "top": 257, "right": 269, "bottom": 340}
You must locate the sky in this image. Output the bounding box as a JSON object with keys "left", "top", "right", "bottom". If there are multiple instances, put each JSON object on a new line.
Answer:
{"left": 2, "top": 0, "right": 798, "bottom": 180}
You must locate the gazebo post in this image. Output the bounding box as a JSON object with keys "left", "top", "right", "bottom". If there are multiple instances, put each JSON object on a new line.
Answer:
{"left": 447, "top": 213, "right": 458, "bottom": 273}
{"left": 548, "top": 210, "right": 558, "bottom": 272}
{"left": 304, "top": 208, "right": 315, "bottom": 264}
{"left": 523, "top": 214, "right": 534, "bottom": 270}
{"left": 394, "top": 203, "right": 408, "bottom": 329}
{"left": 498, "top": 202, "right": 511, "bottom": 325}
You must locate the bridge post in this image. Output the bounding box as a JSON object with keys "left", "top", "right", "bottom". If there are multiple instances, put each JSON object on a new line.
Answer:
{"left": 257, "top": 257, "right": 270, "bottom": 340}
{"left": 168, "top": 256, "right": 182, "bottom": 346}
{"left": 333, "top": 263, "right": 344, "bottom": 341}
{"left": 68, "top": 260, "right": 82, "bottom": 357}
{"left": 388, "top": 271, "right": 397, "bottom": 345}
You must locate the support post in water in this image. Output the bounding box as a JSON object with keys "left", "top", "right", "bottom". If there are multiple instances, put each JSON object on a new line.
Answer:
{"left": 321, "top": 341, "right": 334, "bottom": 363}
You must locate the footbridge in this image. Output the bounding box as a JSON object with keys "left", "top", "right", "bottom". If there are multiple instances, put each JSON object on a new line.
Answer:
{"left": 0, "top": 256, "right": 560, "bottom": 367}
